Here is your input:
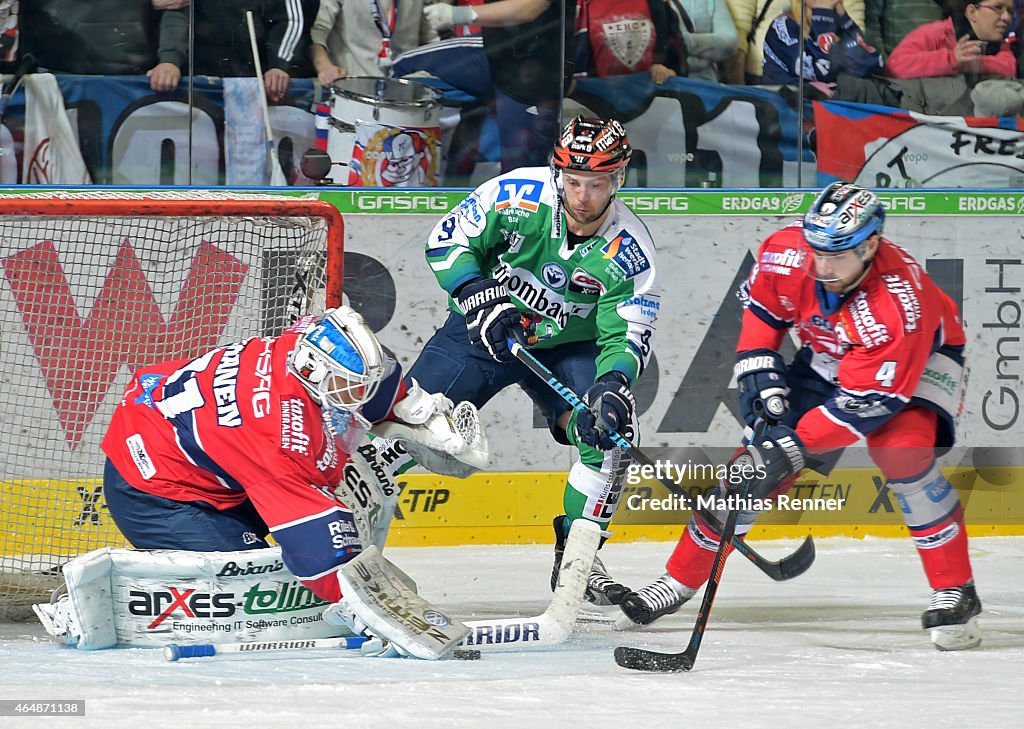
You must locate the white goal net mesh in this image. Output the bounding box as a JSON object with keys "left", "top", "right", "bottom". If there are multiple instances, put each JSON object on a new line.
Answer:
{"left": 0, "top": 191, "right": 344, "bottom": 620}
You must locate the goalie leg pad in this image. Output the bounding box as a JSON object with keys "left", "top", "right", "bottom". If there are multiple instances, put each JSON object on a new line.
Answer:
{"left": 337, "top": 546, "right": 468, "bottom": 660}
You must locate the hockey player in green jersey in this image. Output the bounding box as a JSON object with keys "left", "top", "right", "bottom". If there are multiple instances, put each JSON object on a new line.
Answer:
{"left": 407, "top": 116, "right": 660, "bottom": 605}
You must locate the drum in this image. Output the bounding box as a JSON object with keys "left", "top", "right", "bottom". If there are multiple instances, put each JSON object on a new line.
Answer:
{"left": 325, "top": 77, "right": 444, "bottom": 187}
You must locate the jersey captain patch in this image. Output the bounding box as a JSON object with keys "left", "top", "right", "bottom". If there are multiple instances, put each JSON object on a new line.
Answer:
{"left": 602, "top": 231, "right": 651, "bottom": 278}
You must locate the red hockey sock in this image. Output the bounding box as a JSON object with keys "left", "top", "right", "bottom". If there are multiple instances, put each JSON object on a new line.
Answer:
{"left": 665, "top": 517, "right": 728, "bottom": 590}
{"left": 910, "top": 506, "right": 974, "bottom": 589}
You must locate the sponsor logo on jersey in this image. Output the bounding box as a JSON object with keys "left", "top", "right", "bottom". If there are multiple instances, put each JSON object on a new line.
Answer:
{"left": 569, "top": 267, "right": 603, "bottom": 296}
{"left": 252, "top": 338, "right": 274, "bottom": 418}
{"left": 317, "top": 407, "right": 339, "bottom": 471}
{"left": 601, "top": 230, "right": 651, "bottom": 278}
{"left": 759, "top": 246, "right": 805, "bottom": 275}
{"left": 494, "top": 262, "right": 596, "bottom": 328}
{"left": 835, "top": 394, "right": 892, "bottom": 418}
{"left": 212, "top": 342, "right": 244, "bottom": 427}
{"left": 501, "top": 229, "right": 525, "bottom": 254}
{"left": 882, "top": 273, "right": 921, "bottom": 333}
{"left": 126, "top": 433, "right": 156, "bottom": 480}
{"left": 541, "top": 262, "right": 567, "bottom": 289}
{"left": 495, "top": 179, "right": 542, "bottom": 213}
{"left": 845, "top": 290, "right": 891, "bottom": 347}
{"left": 281, "top": 398, "right": 310, "bottom": 456}
{"left": 134, "top": 373, "right": 166, "bottom": 409}
{"left": 622, "top": 294, "right": 660, "bottom": 320}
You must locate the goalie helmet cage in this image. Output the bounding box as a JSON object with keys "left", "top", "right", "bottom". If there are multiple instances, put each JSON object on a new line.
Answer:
{"left": 0, "top": 191, "right": 345, "bottom": 620}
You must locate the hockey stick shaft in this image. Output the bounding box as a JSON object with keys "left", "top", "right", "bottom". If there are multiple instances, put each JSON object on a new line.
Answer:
{"left": 508, "top": 339, "right": 812, "bottom": 581}
{"left": 164, "top": 635, "right": 369, "bottom": 661}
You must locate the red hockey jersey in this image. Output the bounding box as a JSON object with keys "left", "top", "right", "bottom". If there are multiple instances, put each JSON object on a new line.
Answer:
{"left": 102, "top": 325, "right": 404, "bottom": 602}
{"left": 737, "top": 221, "right": 966, "bottom": 454}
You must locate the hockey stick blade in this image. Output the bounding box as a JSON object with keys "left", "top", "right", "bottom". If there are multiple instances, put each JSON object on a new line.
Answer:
{"left": 613, "top": 646, "right": 693, "bottom": 673}
{"left": 460, "top": 519, "right": 600, "bottom": 652}
{"left": 508, "top": 339, "right": 815, "bottom": 582}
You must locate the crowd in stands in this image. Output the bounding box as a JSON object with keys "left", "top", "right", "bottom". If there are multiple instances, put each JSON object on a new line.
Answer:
{"left": 7, "top": 0, "right": 1024, "bottom": 180}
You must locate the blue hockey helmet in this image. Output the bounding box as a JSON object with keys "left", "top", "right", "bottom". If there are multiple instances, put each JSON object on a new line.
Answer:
{"left": 802, "top": 182, "right": 885, "bottom": 252}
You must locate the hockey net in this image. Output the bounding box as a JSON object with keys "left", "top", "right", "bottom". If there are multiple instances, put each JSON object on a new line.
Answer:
{"left": 0, "top": 191, "right": 344, "bottom": 620}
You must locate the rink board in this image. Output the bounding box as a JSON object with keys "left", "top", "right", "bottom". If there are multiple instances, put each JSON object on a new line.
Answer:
{"left": 1, "top": 189, "right": 1022, "bottom": 551}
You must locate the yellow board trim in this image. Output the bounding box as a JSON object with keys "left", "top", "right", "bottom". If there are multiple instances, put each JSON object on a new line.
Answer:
{"left": 2, "top": 466, "right": 1022, "bottom": 556}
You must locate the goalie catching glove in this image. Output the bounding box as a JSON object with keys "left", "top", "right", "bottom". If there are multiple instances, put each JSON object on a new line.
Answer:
{"left": 371, "top": 378, "right": 489, "bottom": 477}
{"left": 456, "top": 278, "right": 521, "bottom": 363}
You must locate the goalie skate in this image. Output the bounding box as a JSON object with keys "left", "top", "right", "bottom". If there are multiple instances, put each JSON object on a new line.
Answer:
{"left": 922, "top": 584, "right": 982, "bottom": 651}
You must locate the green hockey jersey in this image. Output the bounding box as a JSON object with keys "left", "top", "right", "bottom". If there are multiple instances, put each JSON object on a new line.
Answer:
{"left": 426, "top": 167, "right": 660, "bottom": 384}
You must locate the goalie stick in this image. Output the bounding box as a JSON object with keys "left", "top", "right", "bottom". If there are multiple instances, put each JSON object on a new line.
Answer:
{"left": 165, "top": 520, "right": 600, "bottom": 661}
{"left": 507, "top": 337, "right": 815, "bottom": 583}
{"left": 164, "top": 636, "right": 482, "bottom": 662}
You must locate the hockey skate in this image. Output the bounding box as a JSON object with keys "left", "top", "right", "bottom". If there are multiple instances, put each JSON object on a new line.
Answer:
{"left": 922, "top": 584, "right": 982, "bottom": 651}
{"left": 551, "top": 515, "right": 630, "bottom": 606}
{"left": 615, "top": 573, "right": 697, "bottom": 630}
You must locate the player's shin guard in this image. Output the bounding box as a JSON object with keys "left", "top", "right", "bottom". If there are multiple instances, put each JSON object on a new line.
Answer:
{"left": 887, "top": 465, "right": 981, "bottom": 650}
{"left": 555, "top": 425, "right": 632, "bottom": 606}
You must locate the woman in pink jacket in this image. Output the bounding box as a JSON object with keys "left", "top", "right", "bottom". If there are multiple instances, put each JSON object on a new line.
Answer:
{"left": 886, "top": 0, "right": 1016, "bottom": 79}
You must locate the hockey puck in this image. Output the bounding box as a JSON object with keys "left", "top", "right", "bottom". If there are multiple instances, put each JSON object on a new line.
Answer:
{"left": 451, "top": 649, "right": 481, "bottom": 661}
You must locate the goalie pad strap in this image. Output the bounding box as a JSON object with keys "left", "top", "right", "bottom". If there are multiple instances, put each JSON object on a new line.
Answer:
{"left": 337, "top": 546, "right": 468, "bottom": 660}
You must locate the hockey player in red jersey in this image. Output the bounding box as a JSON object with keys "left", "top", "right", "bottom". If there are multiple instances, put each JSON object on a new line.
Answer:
{"left": 101, "top": 306, "right": 483, "bottom": 614}
{"left": 619, "top": 182, "right": 981, "bottom": 651}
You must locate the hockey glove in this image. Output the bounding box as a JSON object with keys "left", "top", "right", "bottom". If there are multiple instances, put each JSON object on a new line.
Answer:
{"left": 577, "top": 372, "right": 636, "bottom": 450}
{"left": 735, "top": 348, "right": 789, "bottom": 426}
{"left": 456, "top": 278, "right": 521, "bottom": 363}
{"left": 729, "top": 424, "right": 807, "bottom": 498}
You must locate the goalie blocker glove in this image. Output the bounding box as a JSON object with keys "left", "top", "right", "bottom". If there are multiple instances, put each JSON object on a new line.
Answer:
{"left": 577, "top": 372, "right": 636, "bottom": 450}
{"left": 456, "top": 278, "right": 521, "bottom": 363}
{"left": 735, "top": 348, "right": 789, "bottom": 426}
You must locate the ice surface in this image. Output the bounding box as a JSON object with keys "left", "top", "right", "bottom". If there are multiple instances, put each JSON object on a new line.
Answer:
{"left": 1, "top": 537, "right": 1020, "bottom": 729}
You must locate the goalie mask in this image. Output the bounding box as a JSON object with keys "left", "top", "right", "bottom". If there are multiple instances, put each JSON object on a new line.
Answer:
{"left": 288, "top": 306, "right": 385, "bottom": 414}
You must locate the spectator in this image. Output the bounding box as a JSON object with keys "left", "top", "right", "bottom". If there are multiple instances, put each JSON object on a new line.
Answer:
{"left": 573, "top": 0, "right": 681, "bottom": 84}
{"left": 423, "top": 0, "right": 576, "bottom": 172}
{"left": 310, "top": 0, "right": 438, "bottom": 85}
{"left": 886, "top": 0, "right": 1016, "bottom": 78}
{"left": 21, "top": 0, "right": 183, "bottom": 92}
{"left": 675, "top": 0, "right": 740, "bottom": 81}
{"left": 864, "top": 0, "right": 944, "bottom": 58}
{"left": 762, "top": 0, "right": 881, "bottom": 86}
{"left": 726, "top": 0, "right": 866, "bottom": 84}
{"left": 161, "top": 0, "right": 317, "bottom": 102}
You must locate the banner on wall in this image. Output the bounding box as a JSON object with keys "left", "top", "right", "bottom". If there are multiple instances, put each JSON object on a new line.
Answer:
{"left": 814, "top": 100, "right": 1024, "bottom": 189}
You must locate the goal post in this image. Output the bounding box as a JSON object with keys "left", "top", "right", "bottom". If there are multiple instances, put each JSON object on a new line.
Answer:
{"left": 0, "top": 191, "right": 345, "bottom": 620}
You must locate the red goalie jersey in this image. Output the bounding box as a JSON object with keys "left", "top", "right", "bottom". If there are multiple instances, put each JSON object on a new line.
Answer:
{"left": 737, "top": 221, "right": 966, "bottom": 455}
{"left": 102, "top": 325, "right": 405, "bottom": 602}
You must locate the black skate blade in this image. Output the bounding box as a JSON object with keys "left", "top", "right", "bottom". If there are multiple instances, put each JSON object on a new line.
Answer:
{"left": 614, "top": 646, "right": 694, "bottom": 672}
